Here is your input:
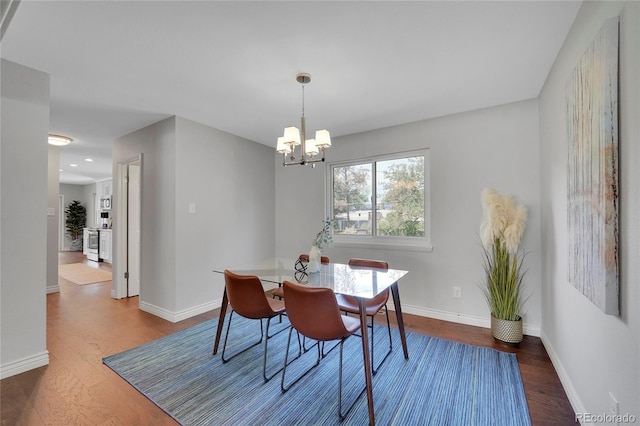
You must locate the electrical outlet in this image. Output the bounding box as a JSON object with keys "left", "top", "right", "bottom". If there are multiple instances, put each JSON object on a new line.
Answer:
{"left": 188, "top": 203, "right": 196, "bottom": 214}
{"left": 453, "top": 286, "right": 462, "bottom": 298}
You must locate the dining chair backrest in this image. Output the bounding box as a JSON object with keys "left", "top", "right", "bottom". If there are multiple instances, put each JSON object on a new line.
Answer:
{"left": 348, "top": 258, "right": 388, "bottom": 270}
{"left": 347, "top": 258, "right": 390, "bottom": 306}
{"left": 224, "top": 270, "right": 279, "bottom": 319}
{"left": 299, "top": 253, "right": 330, "bottom": 264}
{"left": 283, "top": 280, "right": 355, "bottom": 341}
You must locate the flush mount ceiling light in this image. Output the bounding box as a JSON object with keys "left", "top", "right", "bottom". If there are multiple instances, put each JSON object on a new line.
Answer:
{"left": 48, "top": 134, "right": 72, "bottom": 146}
{"left": 276, "top": 73, "right": 331, "bottom": 167}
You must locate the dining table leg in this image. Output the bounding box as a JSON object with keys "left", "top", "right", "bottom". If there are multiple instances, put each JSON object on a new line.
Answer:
{"left": 390, "top": 282, "right": 409, "bottom": 359}
{"left": 358, "top": 298, "right": 375, "bottom": 425}
{"left": 212, "top": 287, "right": 228, "bottom": 355}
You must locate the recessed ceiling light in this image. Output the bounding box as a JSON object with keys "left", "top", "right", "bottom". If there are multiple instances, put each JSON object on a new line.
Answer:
{"left": 84, "top": 158, "right": 94, "bottom": 162}
{"left": 59, "top": 169, "right": 64, "bottom": 172}
{"left": 70, "top": 163, "right": 78, "bottom": 167}
{"left": 48, "top": 134, "right": 72, "bottom": 146}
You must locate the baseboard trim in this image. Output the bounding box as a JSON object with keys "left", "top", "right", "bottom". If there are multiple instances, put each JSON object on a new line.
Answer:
{"left": 388, "top": 302, "right": 541, "bottom": 337}
{"left": 46, "top": 285, "right": 60, "bottom": 294}
{"left": 540, "top": 331, "right": 583, "bottom": 421}
{"left": 0, "top": 351, "right": 49, "bottom": 379}
{"left": 139, "top": 299, "right": 222, "bottom": 323}
{"left": 140, "top": 294, "right": 541, "bottom": 337}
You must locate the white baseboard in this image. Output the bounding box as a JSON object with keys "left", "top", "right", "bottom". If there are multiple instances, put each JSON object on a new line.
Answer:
{"left": 46, "top": 285, "right": 60, "bottom": 294}
{"left": 139, "top": 299, "right": 222, "bottom": 323}
{"left": 388, "top": 301, "right": 541, "bottom": 337}
{"left": 0, "top": 351, "right": 49, "bottom": 379}
{"left": 140, "top": 293, "right": 541, "bottom": 337}
{"left": 540, "top": 331, "right": 583, "bottom": 423}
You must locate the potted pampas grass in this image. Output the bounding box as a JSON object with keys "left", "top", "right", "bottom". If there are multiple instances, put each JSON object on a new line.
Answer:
{"left": 480, "top": 188, "right": 528, "bottom": 345}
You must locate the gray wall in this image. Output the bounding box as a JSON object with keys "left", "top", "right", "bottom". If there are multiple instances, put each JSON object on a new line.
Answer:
{"left": 47, "top": 147, "right": 59, "bottom": 292}
{"left": 113, "top": 116, "right": 177, "bottom": 310}
{"left": 113, "top": 116, "right": 275, "bottom": 320}
{"left": 0, "top": 59, "right": 50, "bottom": 378}
{"left": 275, "top": 98, "right": 543, "bottom": 333}
{"left": 174, "top": 117, "right": 275, "bottom": 314}
{"left": 538, "top": 1, "right": 639, "bottom": 419}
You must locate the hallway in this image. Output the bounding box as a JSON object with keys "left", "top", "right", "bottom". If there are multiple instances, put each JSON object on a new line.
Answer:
{"left": 1, "top": 252, "right": 213, "bottom": 425}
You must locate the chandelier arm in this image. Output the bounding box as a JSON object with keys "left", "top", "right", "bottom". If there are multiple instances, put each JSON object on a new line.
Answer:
{"left": 282, "top": 149, "right": 325, "bottom": 167}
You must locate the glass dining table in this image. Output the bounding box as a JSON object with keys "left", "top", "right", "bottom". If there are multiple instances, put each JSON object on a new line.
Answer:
{"left": 213, "top": 258, "right": 409, "bottom": 425}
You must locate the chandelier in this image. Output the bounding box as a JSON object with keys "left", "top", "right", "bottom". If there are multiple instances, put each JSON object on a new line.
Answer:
{"left": 276, "top": 73, "right": 331, "bottom": 167}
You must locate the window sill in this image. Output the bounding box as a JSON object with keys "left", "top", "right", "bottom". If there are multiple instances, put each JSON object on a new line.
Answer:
{"left": 333, "top": 240, "right": 433, "bottom": 253}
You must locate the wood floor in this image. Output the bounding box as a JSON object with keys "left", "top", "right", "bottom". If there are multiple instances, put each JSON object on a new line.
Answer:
{"left": 1, "top": 252, "right": 576, "bottom": 425}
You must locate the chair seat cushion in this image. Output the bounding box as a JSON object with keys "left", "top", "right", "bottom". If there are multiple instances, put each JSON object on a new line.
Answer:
{"left": 267, "top": 298, "right": 285, "bottom": 314}
{"left": 272, "top": 286, "right": 284, "bottom": 298}
{"left": 341, "top": 314, "right": 361, "bottom": 334}
{"left": 335, "top": 291, "right": 389, "bottom": 316}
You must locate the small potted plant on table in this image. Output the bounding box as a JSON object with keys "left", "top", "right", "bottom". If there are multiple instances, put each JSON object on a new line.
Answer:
{"left": 308, "top": 217, "right": 334, "bottom": 273}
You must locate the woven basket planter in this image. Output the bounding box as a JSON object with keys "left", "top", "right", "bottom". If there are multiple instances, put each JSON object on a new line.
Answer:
{"left": 491, "top": 314, "right": 523, "bottom": 345}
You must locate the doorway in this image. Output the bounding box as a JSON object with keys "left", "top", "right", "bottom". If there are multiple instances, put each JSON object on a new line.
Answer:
{"left": 114, "top": 155, "right": 142, "bottom": 299}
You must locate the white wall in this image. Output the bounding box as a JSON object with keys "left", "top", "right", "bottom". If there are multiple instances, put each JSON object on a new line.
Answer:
{"left": 275, "top": 99, "right": 543, "bottom": 334}
{"left": 47, "top": 146, "right": 59, "bottom": 293}
{"left": 173, "top": 117, "right": 275, "bottom": 315}
{"left": 0, "top": 59, "right": 50, "bottom": 378}
{"left": 538, "top": 1, "right": 639, "bottom": 421}
{"left": 113, "top": 116, "right": 276, "bottom": 321}
{"left": 113, "top": 116, "right": 177, "bottom": 311}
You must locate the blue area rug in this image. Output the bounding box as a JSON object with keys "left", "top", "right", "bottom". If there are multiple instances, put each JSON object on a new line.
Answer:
{"left": 103, "top": 315, "right": 531, "bottom": 425}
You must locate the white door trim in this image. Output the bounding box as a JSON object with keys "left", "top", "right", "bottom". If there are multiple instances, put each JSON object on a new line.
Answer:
{"left": 113, "top": 154, "right": 142, "bottom": 300}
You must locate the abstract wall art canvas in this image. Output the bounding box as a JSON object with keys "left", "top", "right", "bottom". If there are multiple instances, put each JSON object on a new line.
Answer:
{"left": 566, "top": 16, "right": 619, "bottom": 315}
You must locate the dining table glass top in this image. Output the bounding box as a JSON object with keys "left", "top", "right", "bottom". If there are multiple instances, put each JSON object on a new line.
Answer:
{"left": 213, "top": 258, "right": 408, "bottom": 299}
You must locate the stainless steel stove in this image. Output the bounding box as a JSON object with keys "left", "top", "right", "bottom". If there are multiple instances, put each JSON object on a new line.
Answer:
{"left": 87, "top": 228, "right": 99, "bottom": 261}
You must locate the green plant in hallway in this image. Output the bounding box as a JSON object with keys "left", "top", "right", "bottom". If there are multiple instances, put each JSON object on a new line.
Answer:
{"left": 480, "top": 188, "right": 528, "bottom": 344}
{"left": 65, "top": 200, "right": 86, "bottom": 251}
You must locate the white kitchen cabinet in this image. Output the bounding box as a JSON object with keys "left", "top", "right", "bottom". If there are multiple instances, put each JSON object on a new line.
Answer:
{"left": 99, "top": 229, "right": 112, "bottom": 263}
{"left": 97, "top": 179, "right": 112, "bottom": 198}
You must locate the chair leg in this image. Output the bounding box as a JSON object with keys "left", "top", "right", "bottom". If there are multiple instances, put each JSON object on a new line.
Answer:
{"left": 338, "top": 336, "right": 367, "bottom": 420}
{"left": 321, "top": 340, "right": 341, "bottom": 358}
{"left": 281, "top": 329, "right": 321, "bottom": 393}
{"left": 263, "top": 316, "right": 287, "bottom": 382}
{"left": 371, "top": 305, "right": 393, "bottom": 375}
{"left": 221, "top": 311, "right": 264, "bottom": 363}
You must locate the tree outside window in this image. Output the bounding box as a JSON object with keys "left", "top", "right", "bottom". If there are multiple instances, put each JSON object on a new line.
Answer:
{"left": 331, "top": 151, "right": 426, "bottom": 240}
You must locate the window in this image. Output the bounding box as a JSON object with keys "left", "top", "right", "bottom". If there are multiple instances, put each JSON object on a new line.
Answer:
{"left": 329, "top": 149, "right": 430, "bottom": 251}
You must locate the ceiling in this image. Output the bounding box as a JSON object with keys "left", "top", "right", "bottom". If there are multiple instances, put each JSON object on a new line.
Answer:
{"left": 2, "top": 1, "right": 582, "bottom": 184}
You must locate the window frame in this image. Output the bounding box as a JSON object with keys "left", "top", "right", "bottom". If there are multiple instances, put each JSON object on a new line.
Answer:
{"left": 327, "top": 149, "right": 432, "bottom": 253}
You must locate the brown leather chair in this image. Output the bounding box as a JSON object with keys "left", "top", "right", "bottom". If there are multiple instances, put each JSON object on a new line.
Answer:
{"left": 334, "top": 258, "right": 393, "bottom": 375}
{"left": 271, "top": 254, "right": 330, "bottom": 299}
{"left": 280, "top": 280, "right": 364, "bottom": 420}
{"left": 221, "top": 270, "right": 288, "bottom": 382}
